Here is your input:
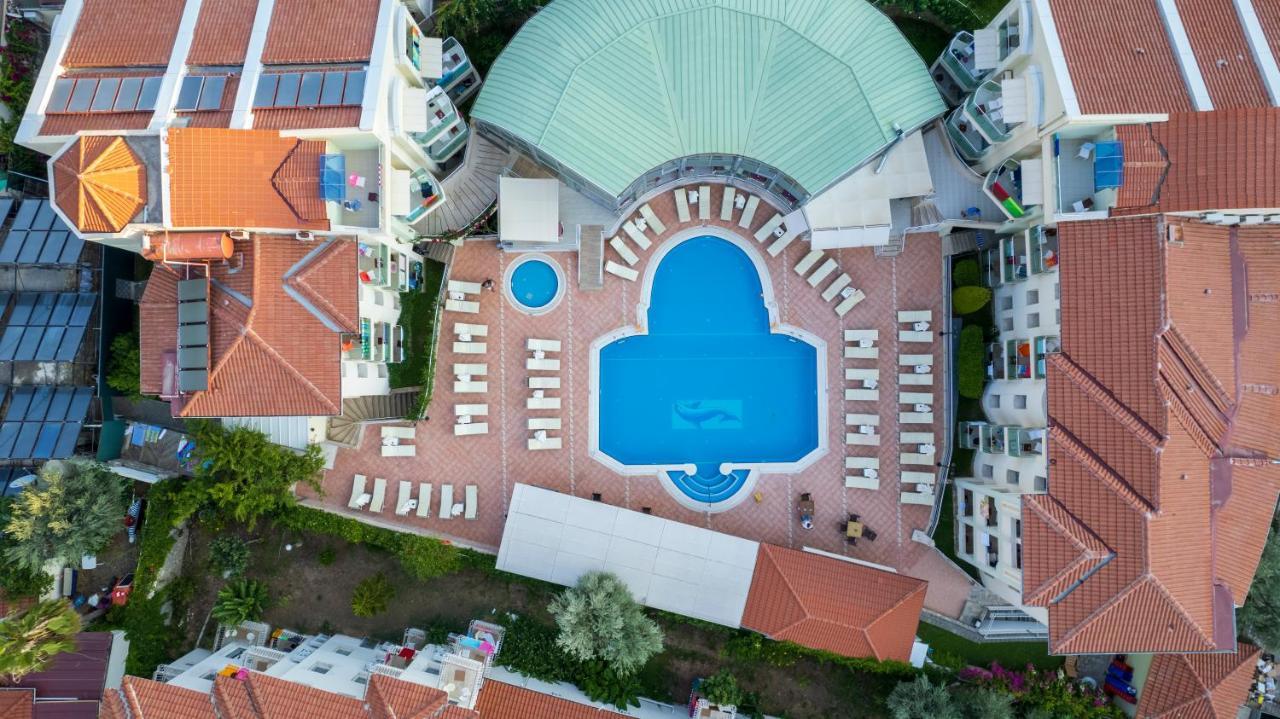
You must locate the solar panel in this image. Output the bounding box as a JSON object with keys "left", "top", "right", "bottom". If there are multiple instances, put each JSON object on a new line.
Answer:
{"left": 198, "top": 76, "right": 226, "bottom": 110}
{"left": 33, "top": 424, "right": 61, "bottom": 459}
{"left": 176, "top": 75, "right": 203, "bottom": 110}
{"left": 11, "top": 200, "right": 37, "bottom": 229}
{"left": 37, "top": 231, "right": 69, "bottom": 264}
{"left": 49, "top": 292, "right": 76, "bottom": 325}
{"left": 178, "top": 301, "right": 208, "bottom": 324}
{"left": 0, "top": 231, "right": 27, "bottom": 263}
{"left": 53, "top": 424, "right": 80, "bottom": 458}
{"left": 33, "top": 201, "right": 56, "bottom": 229}
{"left": 137, "top": 77, "right": 162, "bottom": 111}
{"left": 179, "top": 369, "right": 209, "bottom": 392}
{"left": 25, "top": 387, "right": 51, "bottom": 421}
{"left": 28, "top": 293, "right": 56, "bottom": 325}
{"left": 44, "top": 387, "right": 72, "bottom": 421}
{"left": 70, "top": 294, "right": 95, "bottom": 325}
{"left": 178, "top": 347, "right": 205, "bottom": 369}
{"left": 67, "top": 387, "right": 92, "bottom": 420}
{"left": 275, "top": 73, "right": 300, "bottom": 107}
{"left": 36, "top": 327, "right": 65, "bottom": 360}
{"left": 10, "top": 424, "right": 38, "bottom": 459}
{"left": 178, "top": 324, "right": 208, "bottom": 346}
{"left": 342, "top": 70, "right": 365, "bottom": 105}
{"left": 0, "top": 198, "right": 13, "bottom": 223}
{"left": 298, "top": 72, "right": 323, "bottom": 106}
{"left": 0, "top": 424, "right": 18, "bottom": 458}
{"left": 49, "top": 77, "right": 75, "bottom": 112}
{"left": 8, "top": 295, "right": 34, "bottom": 325}
{"left": 16, "top": 231, "right": 46, "bottom": 264}
{"left": 91, "top": 77, "right": 120, "bottom": 111}
{"left": 57, "top": 235, "right": 85, "bottom": 264}
{"left": 177, "top": 279, "right": 207, "bottom": 301}
{"left": 0, "top": 327, "right": 24, "bottom": 360}
{"left": 254, "top": 74, "right": 279, "bottom": 108}
{"left": 67, "top": 78, "right": 97, "bottom": 112}
{"left": 55, "top": 326, "right": 86, "bottom": 361}
{"left": 115, "top": 77, "right": 142, "bottom": 111}
{"left": 320, "top": 72, "right": 345, "bottom": 105}
{"left": 0, "top": 294, "right": 95, "bottom": 361}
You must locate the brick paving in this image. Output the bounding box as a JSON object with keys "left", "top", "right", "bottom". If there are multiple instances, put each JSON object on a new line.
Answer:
{"left": 302, "top": 182, "right": 975, "bottom": 618}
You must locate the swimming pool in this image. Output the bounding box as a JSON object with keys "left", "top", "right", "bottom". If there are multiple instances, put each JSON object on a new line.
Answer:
{"left": 505, "top": 254, "right": 564, "bottom": 314}
{"left": 594, "top": 233, "right": 823, "bottom": 507}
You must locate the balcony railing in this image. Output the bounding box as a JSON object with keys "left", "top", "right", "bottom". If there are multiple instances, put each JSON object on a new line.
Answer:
{"left": 960, "top": 421, "right": 983, "bottom": 450}
{"left": 985, "top": 158, "right": 1036, "bottom": 220}
{"left": 981, "top": 424, "right": 1006, "bottom": 454}
{"left": 428, "top": 124, "right": 469, "bottom": 163}
{"left": 965, "top": 79, "right": 1011, "bottom": 144}
{"left": 1007, "top": 427, "right": 1045, "bottom": 457}
{"left": 1000, "top": 233, "right": 1029, "bottom": 283}
{"left": 999, "top": 15, "right": 1023, "bottom": 64}
{"left": 1033, "top": 335, "right": 1060, "bottom": 379}
{"left": 1007, "top": 339, "right": 1032, "bottom": 380}
{"left": 945, "top": 107, "right": 989, "bottom": 162}
{"left": 938, "top": 32, "right": 983, "bottom": 91}
{"left": 985, "top": 341, "right": 1005, "bottom": 380}
{"left": 981, "top": 247, "right": 1002, "bottom": 289}
{"left": 1029, "top": 225, "right": 1059, "bottom": 275}
{"left": 400, "top": 168, "right": 442, "bottom": 224}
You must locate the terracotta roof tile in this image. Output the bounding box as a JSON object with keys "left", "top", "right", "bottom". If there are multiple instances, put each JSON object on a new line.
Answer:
{"left": 1215, "top": 463, "right": 1280, "bottom": 605}
{"left": 253, "top": 107, "right": 364, "bottom": 131}
{"left": 98, "top": 689, "right": 126, "bottom": 719}
{"left": 1114, "top": 124, "right": 1166, "bottom": 214}
{"left": 166, "top": 128, "right": 330, "bottom": 231}
{"left": 272, "top": 139, "right": 330, "bottom": 223}
{"left": 1258, "top": 1, "right": 1280, "bottom": 69}
{"left": 740, "top": 545, "right": 926, "bottom": 662}
{"left": 366, "top": 674, "right": 452, "bottom": 719}
{"left": 1173, "top": 0, "right": 1270, "bottom": 109}
{"left": 474, "top": 680, "right": 621, "bottom": 718}
{"left": 1135, "top": 642, "right": 1260, "bottom": 718}
{"left": 289, "top": 240, "right": 360, "bottom": 333}
{"left": 1151, "top": 109, "right": 1280, "bottom": 213}
{"left": 39, "top": 112, "right": 152, "bottom": 136}
{"left": 51, "top": 136, "right": 148, "bottom": 234}
{"left": 187, "top": 0, "right": 258, "bottom": 66}
{"left": 0, "top": 690, "right": 34, "bottom": 719}
{"left": 260, "top": 0, "right": 380, "bottom": 65}
{"left": 1020, "top": 495, "right": 1113, "bottom": 606}
{"left": 1047, "top": 0, "right": 1192, "bottom": 115}
{"left": 119, "top": 676, "right": 217, "bottom": 719}
{"left": 62, "top": 0, "right": 185, "bottom": 68}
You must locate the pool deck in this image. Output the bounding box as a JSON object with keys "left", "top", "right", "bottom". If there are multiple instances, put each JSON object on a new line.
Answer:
{"left": 304, "top": 184, "right": 977, "bottom": 619}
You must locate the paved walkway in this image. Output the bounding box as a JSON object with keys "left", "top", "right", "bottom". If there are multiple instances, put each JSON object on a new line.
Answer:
{"left": 304, "top": 183, "right": 975, "bottom": 618}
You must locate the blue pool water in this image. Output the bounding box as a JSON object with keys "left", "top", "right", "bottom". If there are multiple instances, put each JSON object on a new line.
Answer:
{"left": 598, "top": 235, "right": 819, "bottom": 503}
{"left": 510, "top": 259, "right": 559, "bottom": 309}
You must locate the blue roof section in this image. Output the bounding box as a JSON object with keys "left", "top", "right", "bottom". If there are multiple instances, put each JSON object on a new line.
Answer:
{"left": 0, "top": 200, "right": 84, "bottom": 266}
{"left": 0, "top": 386, "right": 92, "bottom": 460}
{"left": 0, "top": 292, "right": 95, "bottom": 362}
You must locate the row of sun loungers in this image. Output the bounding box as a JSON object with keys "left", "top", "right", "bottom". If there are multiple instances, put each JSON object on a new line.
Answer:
{"left": 793, "top": 249, "right": 865, "bottom": 317}
{"left": 348, "top": 475, "right": 479, "bottom": 520}
{"left": 527, "top": 338, "right": 563, "bottom": 450}
{"left": 444, "top": 279, "right": 482, "bottom": 314}
{"left": 454, "top": 320, "right": 491, "bottom": 436}
{"left": 898, "top": 309, "right": 934, "bottom": 344}
{"left": 844, "top": 329, "right": 879, "bottom": 490}
{"left": 380, "top": 424, "right": 416, "bottom": 457}
{"left": 607, "top": 203, "right": 662, "bottom": 282}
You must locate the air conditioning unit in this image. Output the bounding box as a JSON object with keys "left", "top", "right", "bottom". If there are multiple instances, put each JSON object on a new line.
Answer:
{"left": 229, "top": 230, "right": 250, "bottom": 240}
{"left": 295, "top": 231, "right": 315, "bottom": 242}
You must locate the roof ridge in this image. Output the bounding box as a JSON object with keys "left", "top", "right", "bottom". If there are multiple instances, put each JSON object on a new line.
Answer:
{"left": 1022, "top": 496, "right": 1114, "bottom": 605}
{"left": 1048, "top": 418, "right": 1156, "bottom": 515}
{"left": 860, "top": 581, "right": 928, "bottom": 659}
{"left": 268, "top": 138, "right": 309, "bottom": 223}
{"left": 287, "top": 239, "right": 358, "bottom": 333}
{"left": 757, "top": 545, "right": 809, "bottom": 637}
{"left": 1161, "top": 323, "right": 1233, "bottom": 412}
{"left": 1053, "top": 574, "right": 1207, "bottom": 653}
{"left": 242, "top": 328, "right": 341, "bottom": 414}
{"left": 1050, "top": 352, "right": 1162, "bottom": 447}
{"left": 1161, "top": 382, "right": 1221, "bottom": 458}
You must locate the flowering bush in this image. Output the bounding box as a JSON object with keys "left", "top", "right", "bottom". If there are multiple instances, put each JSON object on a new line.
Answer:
{"left": 958, "top": 661, "right": 1125, "bottom": 719}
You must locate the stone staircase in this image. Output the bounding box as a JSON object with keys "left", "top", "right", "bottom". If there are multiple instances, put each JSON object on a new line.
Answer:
{"left": 326, "top": 390, "right": 420, "bottom": 447}
{"left": 577, "top": 225, "right": 604, "bottom": 290}
{"left": 874, "top": 233, "right": 906, "bottom": 257}
{"left": 415, "top": 134, "right": 511, "bottom": 238}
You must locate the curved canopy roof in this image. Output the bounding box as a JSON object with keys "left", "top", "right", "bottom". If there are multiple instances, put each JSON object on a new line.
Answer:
{"left": 472, "top": 0, "right": 944, "bottom": 199}
{"left": 52, "top": 136, "right": 147, "bottom": 234}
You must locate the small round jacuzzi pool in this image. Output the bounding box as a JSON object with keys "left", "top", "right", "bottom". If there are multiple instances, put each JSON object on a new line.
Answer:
{"left": 505, "top": 254, "right": 565, "bottom": 315}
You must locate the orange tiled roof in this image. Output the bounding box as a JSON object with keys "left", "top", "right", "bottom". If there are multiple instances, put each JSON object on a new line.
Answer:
{"left": 260, "top": 0, "right": 381, "bottom": 65}
{"left": 1032, "top": 216, "right": 1280, "bottom": 654}
{"left": 1135, "top": 643, "right": 1261, "bottom": 718}
{"left": 0, "top": 690, "right": 33, "bottom": 719}
{"left": 475, "top": 680, "right": 623, "bottom": 718}
{"left": 187, "top": 0, "right": 258, "bottom": 66}
{"left": 1174, "top": 0, "right": 1270, "bottom": 109}
{"left": 253, "top": 107, "right": 365, "bottom": 131}
{"left": 39, "top": 112, "right": 152, "bottom": 137}
{"left": 52, "top": 136, "right": 147, "bottom": 234}
{"left": 62, "top": 0, "right": 185, "bottom": 68}
{"left": 106, "top": 676, "right": 217, "bottom": 719}
{"left": 740, "top": 544, "right": 927, "bottom": 662}
{"left": 139, "top": 235, "right": 356, "bottom": 418}
{"left": 166, "top": 128, "right": 330, "bottom": 231}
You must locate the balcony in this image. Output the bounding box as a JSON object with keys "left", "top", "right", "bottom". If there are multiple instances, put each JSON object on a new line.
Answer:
{"left": 1007, "top": 427, "right": 1045, "bottom": 457}
{"left": 980, "top": 247, "right": 1002, "bottom": 289}
{"left": 358, "top": 242, "right": 391, "bottom": 287}
{"left": 1007, "top": 339, "right": 1032, "bottom": 380}
{"left": 961, "top": 489, "right": 974, "bottom": 518}
{"left": 1033, "top": 335, "right": 1060, "bottom": 379}
{"left": 998, "top": 12, "right": 1023, "bottom": 64}
{"left": 985, "top": 341, "right": 1005, "bottom": 381}
{"left": 1028, "top": 225, "right": 1058, "bottom": 275}
{"left": 933, "top": 32, "right": 986, "bottom": 103}
{"left": 960, "top": 421, "right": 984, "bottom": 450}
{"left": 984, "top": 158, "right": 1042, "bottom": 221}
{"left": 980, "top": 496, "right": 999, "bottom": 528}
{"left": 326, "top": 149, "right": 381, "bottom": 230}
{"left": 981, "top": 424, "right": 1007, "bottom": 455}
{"left": 392, "top": 167, "right": 443, "bottom": 225}
{"left": 440, "top": 37, "right": 482, "bottom": 104}
{"left": 944, "top": 107, "right": 989, "bottom": 162}
{"left": 999, "top": 232, "right": 1029, "bottom": 283}
{"left": 965, "top": 79, "right": 1012, "bottom": 144}
{"left": 428, "top": 123, "right": 469, "bottom": 164}
{"left": 1055, "top": 135, "right": 1123, "bottom": 215}
{"left": 413, "top": 85, "right": 462, "bottom": 148}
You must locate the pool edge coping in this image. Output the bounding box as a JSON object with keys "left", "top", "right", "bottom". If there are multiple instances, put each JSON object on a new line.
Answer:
{"left": 502, "top": 252, "right": 566, "bottom": 316}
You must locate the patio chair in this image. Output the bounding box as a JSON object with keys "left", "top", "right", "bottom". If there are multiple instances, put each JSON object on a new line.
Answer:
{"left": 863, "top": 528, "right": 878, "bottom": 542}
{"left": 673, "top": 188, "right": 691, "bottom": 223}
{"left": 348, "top": 474, "right": 368, "bottom": 509}
{"left": 698, "top": 185, "right": 711, "bottom": 220}
{"left": 622, "top": 221, "right": 651, "bottom": 250}
{"left": 795, "top": 249, "right": 823, "bottom": 276}
{"left": 448, "top": 280, "right": 483, "bottom": 295}
{"left": 453, "top": 323, "right": 488, "bottom": 337}
{"left": 452, "top": 341, "right": 486, "bottom": 354}
{"left": 835, "top": 289, "right": 866, "bottom": 317}
{"left": 395, "top": 480, "right": 415, "bottom": 516}
{"left": 526, "top": 357, "right": 561, "bottom": 371}
{"left": 610, "top": 237, "right": 639, "bottom": 266}
{"left": 444, "top": 298, "right": 479, "bottom": 314}
{"left": 464, "top": 485, "right": 478, "bottom": 520}
{"left": 438, "top": 484, "right": 454, "bottom": 519}
{"left": 382, "top": 426, "right": 415, "bottom": 440}
{"left": 638, "top": 204, "right": 667, "bottom": 235}
{"left": 720, "top": 186, "right": 736, "bottom": 221}
{"left": 453, "top": 422, "right": 488, "bottom": 436}
{"left": 737, "top": 195, "right": 759, "bottom": 228}
{"left": 605, "top": 261, "right": 638, "bottom": 282}
{"left": 806, "top": 258, "right": 838, "bottom": 287}
{"left": 417, "top": 483, "right": 433, "bottom": 518}
{"left": 527, "top": 338, "right": 562, "bottom": 353}
{"left": 529, "top": 376, "right": 560, "bottom": 389}
{"left": 369, "top": 478, "right": 387, "bottom": 513}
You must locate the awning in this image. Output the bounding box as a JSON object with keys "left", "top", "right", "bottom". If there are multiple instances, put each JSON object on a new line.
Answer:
{"left": 421, "top": 37, "right": 444, "bottom": 80}
{"left": 810, "top": 225, "right": 892, "bottom": 249}
{"left": 1020, "top": 158, "right": 1044, "bottom": 206}
{"left": 1000, "top": 77, "right": 1028, "bottom": 124}
{"left": 974, "top": 28, "right": 1000, "bottom": 70}
{"left": 387, "top": 169, "right": 414, "bottom": 216}
{"left": 402, "top": 88, "right": 429, "bottom": 133}
{"left": 499, "top": 177, "right": 560, "bottom": 244}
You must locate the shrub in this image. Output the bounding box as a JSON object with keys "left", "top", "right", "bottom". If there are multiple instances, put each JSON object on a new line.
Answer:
{"left": 887, "top": 675, "right": 958, "bottom": 719}
{"left": 398, "top": 534, "right": 462, "bottom": 580}
{"left": 952, "top": 258, "right": 980, "bottom": 288}
{"left": 351, "top": 573, "right": 395, "bottom": 617}
{"left": 4, "top": 460, "right": 126, "bottom": 572}
{"left": 212, "top": 579, "right": 270, "bottom": 626}
{"left": 106, "top": 330, "right": 142, "bottom": 397}
{"left": 209, "top": 535, "right": 250, "bottom": 578}
{"left": 957, "top": 325, "right": 985, "bottom": 400}
{"left": 275, "top": 506, "right": 459, "bottom": 579}
{"left": 0, "top": 497, "right": 52, "bottom": 600}
{"left": 1240, "top": 522, "right": 1280, "bottom": 649}
{"left": 0, "top": 599, "right": 80, "bottom": 682}
{"left": 953, "top": 285, "right": 992, "bottom": 315}
{"left": 700, "top": 669, "right": 744, "bottom": 707}
{"left": 549, "top": 572, "right": 663, "bottom": 677}
{"left": 318, "top": 546, "right": 337, "bottom": 566}
{"left": 954, "top": 687, "right": 1013, "bottom": 719}
{"left": 496, "top": 615, "right": 643, "bottom": 710}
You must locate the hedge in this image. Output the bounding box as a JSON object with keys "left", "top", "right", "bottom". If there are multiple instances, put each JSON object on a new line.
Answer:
{"left": 953, "top": 285, "right": 992, "bottom": 315}
{"left": 952, "top": 258, "right": 980, "bottom": 288}
{"left": 274, "top": 506, "right": 461, "bottom": 580}
{"left": 957, "top": 325, "right": 985, "bottom": 399}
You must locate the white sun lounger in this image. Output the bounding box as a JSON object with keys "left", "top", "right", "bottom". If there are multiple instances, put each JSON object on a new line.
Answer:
{"left": 528, "top": 338, "right": 561, "bottom": 352}
{"left": 846, "top": 432, "right": 880, "bottom": 446}
{"left": 453, "top": 363, "right": 488, "bottom": 377}
{"left": 453, "top": 422, "right": 488, "bottom": 436}
{"left": 528, "top": 436, "right": 563, "bottom": 450}
{"left": 901, "top": 490, "right": 935, "bottom": 505}
{"left": 845, "top": 345, "right": 878, "bottom": 360}
{"left": 835, "top": 290, "right": 866, "bottom": 317}
{"left": 610, "top": 237, "right": 639, "bottom": 266}
{"left": 844, "top": 329, "right": 879, "bottom": 342}
{"left": 622, "top": 221, "right": 651, "bottom": 250}
{"left": 529, "top": 417, "right": 562, "bottom": 431}
{"left": 529, "top": 376, "right": 560, "bottom": 389}
{"left": 453, "top": 322, "right": 488, "bottom": 337}
{"left": 753, "top": 213, "right": 784, "bottom": 242}
{"left": 845, "top": 368, "right": 879, "bottom": 381}
{"left": 382, "top": 443, "right": 415, "bottom": 457}
{"left": 348, "top": 474, "right": 368, "bottom": 509}
{"left": 528, "top": 396, "right": 562, "bottom": 410}
{"left": 639, "top": 204, "right": 667, "bottom": 235}
{"left": 806, "top": 258, "right": 838, "bottom": 287}
{"left": 898, "top": 310, "right": 932, "bottom": 323}
{"left": 795, "top": 250, "right": 823, "bottom": 276}
{"left": 822, "top": 274, "right": 852, "bottom": 301}
{"left": 453, "top": 341, "right": 486, "bottom": 354}
{"left": 369, "top": 478, "right": 386, "bottom": 513}
{"left": 901, "top": 453, "right": 934, "bottom": 467}
{"left": 899, "top": 392, "right": 933, "bottom": 405}
{"left": 846, "top": 456, "right": 880, "bottom": 470}
{"left": 845, "top": 413, "right": 879, "bottom": 426}
{"left": 901, "top": 412, "right": 935, "bottom": 424}
{"left": 445, "top": 299, "right": 479, "bottom": 314}
{"left": 454, "top": 381, "right": 487, "bottom": 393}
{"left": 416, "top": 483, "right": 433, "bottom": 517}
{"left": 674, "top": 189, "right": 691, "bottom": 223}
{"left": 455, "top": 403, "right": 489, "bottom": 416}
{"left": 448, "top": 280, "right": 482, "bottom": 295}
{"left": 900, "top": 373, "right": 933, "bottom": 386}
{"left": 846, "top": 475, "right": 880, "bottom": 490}
{"left": 438, "top": 484, "right": 454, "bottom": 519}
{"left": 395, "top": 480, "right": 415, "bottom": 516}
{"left": 767, "top": 225, "right": 799, "bottom": 257}
{"left": 845, "top": 388, "right": 879, "bottom": 401}
{"left": 901, "top": 432, "right": 935, "bottom": 444}
{"left": 738, "top": 195, "right": 759, "bottom": 228}
{"left": 463, "top": 485, "right": 478, "bottom": 519}
{"left": 900, "top": 354, "right": 933, "bottom": 366}
{"left": 527, "top": 358, "right": 560, "bottom": 371}
{"left": 899, "top": 330, "right": 933, "bottom": 343}
{"left": 381, "top": 425, "right": 415, "bottom": 440}
{"left": 698, "top": 185, "right": 711, "bottom": 219}
{"left": 902, "top": 471, "right": 935, "bottom": 485}
{"left": 606, "top": 261, "right": 638, "bottom": 281}
{"left": 720, "top": 186, "right": 736, "bottom": 221}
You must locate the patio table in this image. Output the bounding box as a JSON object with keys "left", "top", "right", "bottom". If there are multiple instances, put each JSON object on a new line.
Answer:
{"left": 846, "top": 520, "right": 864, "bottom": 538}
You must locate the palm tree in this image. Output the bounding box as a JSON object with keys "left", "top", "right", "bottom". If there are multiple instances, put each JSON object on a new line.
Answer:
{"left": 212, "top": 579, "right": 270, "bottom": 627}
{"left": 0, "top": 599, "right": 81, "bottom": 683}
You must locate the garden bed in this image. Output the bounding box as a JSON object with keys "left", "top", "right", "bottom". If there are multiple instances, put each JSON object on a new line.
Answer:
{"left": 388, "top": 258, "right": 446, "bottom": 416}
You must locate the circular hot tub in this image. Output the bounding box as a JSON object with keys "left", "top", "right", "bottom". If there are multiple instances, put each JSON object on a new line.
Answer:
{"left": 505, "top": 254, "right": 565, "bottom": 315}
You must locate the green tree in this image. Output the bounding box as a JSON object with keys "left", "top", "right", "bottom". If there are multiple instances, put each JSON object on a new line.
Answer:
{"left": 953, "top": 285, "right": 993, "bottom": 315}
{"left": 182, "top": 421, "right": 323, "bottom": 528}
{"left": 208, "top": 535, "right": 250, "bottom": 578}
{"left": 954, "top": 687, "right": 1014, "bottom": 719}
{"left": 887, "top": 675, "right": 958, "bottom": 719}
{"left": 106, "top": 330, "right": 142, "bottom": 397}
{"left": 957, "top": 325, "right": 986, "bottom": 399}
{"left": 0, "top": 496, "right": 53, "bottom": 599}
{"left": 1241, "top": 522, "right": 1280, "bottom": 648}
{"left": 351, "top": 573, "right": 395, "bottom": 618}
{"left": 700, "top": 669, "right": 744, "bottom": 707}
{"left": 212, "top": 579, "right": 270, "bottom": 626}
{"left": 952, "top": 258, "right": 980, "bottom": 287}
{"left": 4, "top": 461, "right": 126, "bottom": 572}
{"left": 0, "top": 599, "right": 81, "bottom": 682}
{"left": 548, "top": 571, "right": 663, "bottom": 676}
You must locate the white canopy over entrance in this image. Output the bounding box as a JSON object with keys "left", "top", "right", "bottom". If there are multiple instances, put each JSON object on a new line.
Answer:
{"left": 499, "top": 177, "right": 560, "bottom": 244}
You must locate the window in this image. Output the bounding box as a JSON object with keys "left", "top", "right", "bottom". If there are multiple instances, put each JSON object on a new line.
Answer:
{"left": 1056, "top": 308, "right": 1061, "bottom": 324}
{"left": 1001, "top": 317, "right": 1014, "bottom": 332}
{"left": 1006, "top": 469, "right": 1020, "bottom": 485}
{"left": 202, "top": 672, "right": 217, "bottom": 681}
{"left": 1034, "top": 475, "right": 1048, "bottom": 491}
{"left": 1054, "top": 282, "right": 1060, "bottom": 300}
{"left": 1000, "top": 295, "right": 1014, "bottom": 311}
{"left": 354, "top": 672, "right": 369, "bottom": 685}
{"left": 1027, "top": 312, "right": 1040, "bottom": 329}
{"left": 1014, "top": 394, "right": 1028, "bottom": 409}
{"left": 1015, "top": 519, "right": 1022, "bottom": 538}
{"left": 989, "top": 394, "right": 1001, "bottom": 408}
{"left": 981, "top": 464, "right": 994, "bottom": 478}
{"left": 335, "top": 647, "right": 353, "bottom": 656}
{"left": 1016, "top": 542, "right": 1023, "bottom": 569}
{"left": 310, "top": 663, "right": 333, "bottom": 675}
{"left": 227, "top": 647, "right": 245, "bottom": 659}
{"left": 1026, "top": 289, "right": 1039, "bottom": 305}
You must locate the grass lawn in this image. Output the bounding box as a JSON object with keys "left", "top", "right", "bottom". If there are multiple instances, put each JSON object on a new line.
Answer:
{"left": 916, "top": 622, "right": 1061, "bottom": 671}
{"left": 895, "top": 16, "right": 950, "bottom": 63}
{"left": 388, "top": 259, "right": 446, "bottom": 398}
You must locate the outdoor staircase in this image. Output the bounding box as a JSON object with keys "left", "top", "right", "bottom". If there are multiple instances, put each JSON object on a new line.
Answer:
{"left": 416, "top": 134, "right": 511, "bottom": 238}
{"left": 874, "top": 233, "right": 906, "bottom": 257}
{"left": 326, "top": 390, "right": 420, "bottom": 447}
{"left": 944, "top": 230, "right": 980, "bottom": 256}
{"left": 577, "top": 225, "right": 604, "bottom": 290}
{"left": 419, "top": 240, "right": 455, "bottom": 266}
